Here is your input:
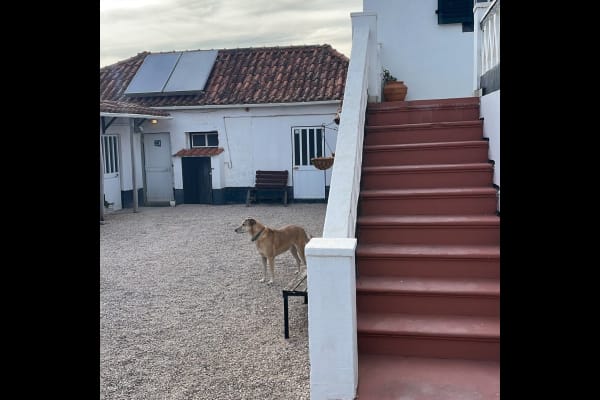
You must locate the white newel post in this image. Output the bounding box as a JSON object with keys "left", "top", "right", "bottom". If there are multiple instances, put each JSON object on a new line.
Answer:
{"left": 306, "top": 238, "right": 358, "bottom": 400}
{"left": 355, "top": 12, "right": 380, "bottom": 103}
{"left": 473, "top": 1, "right": 492, "bottom": 95}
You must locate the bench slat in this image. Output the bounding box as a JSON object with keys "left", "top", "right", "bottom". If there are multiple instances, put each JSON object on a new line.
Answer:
{"left": 283, "top": 270, "right": 307, "bottom": 292}
{"left": 255, "top": 184, "right": 287, "bottom": 188}
{"left": 247, "top": 170, "right": 289, "bottom": 206}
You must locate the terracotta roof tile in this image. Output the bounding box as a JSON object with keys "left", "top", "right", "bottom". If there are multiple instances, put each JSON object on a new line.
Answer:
{"left": 100, "top": 100, "right": 170, "bottom": 117}
{"left": 100, "top": 45, "right": 349, "bottom": 108}
{"left": 174, "top": 148, "right": 224, "bottom": 157}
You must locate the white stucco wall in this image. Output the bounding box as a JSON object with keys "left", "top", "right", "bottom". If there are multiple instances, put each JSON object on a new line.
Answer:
{"left": 104, "top": 118, "right": 143, "bottom": 192}
{"left": 480, "top": 90, "right": 500, "bottom": 190}
{"left": 143, "top": 103, "right": 340, "bottom": 190}
{"left": 363, "top": 0, "right": 474, "bottom": 101}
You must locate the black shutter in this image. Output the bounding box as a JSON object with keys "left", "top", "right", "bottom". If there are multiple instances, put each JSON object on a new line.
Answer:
{"left": 437, "top": 0, "right": 474, "bottom": 25}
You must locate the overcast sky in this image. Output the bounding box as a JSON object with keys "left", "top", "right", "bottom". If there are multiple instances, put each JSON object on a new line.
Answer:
{"left": 100, "top": 0, "right": 363, "bottom": 67}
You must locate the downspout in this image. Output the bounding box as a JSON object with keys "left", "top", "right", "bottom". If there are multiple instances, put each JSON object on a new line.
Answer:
{"left": 129, "top": 118, "right": 138, "bottom": 212}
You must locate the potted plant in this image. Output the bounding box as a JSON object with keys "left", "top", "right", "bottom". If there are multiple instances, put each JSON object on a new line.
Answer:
{"left": 382, "top": 68, "right": 407, "bottom": 102}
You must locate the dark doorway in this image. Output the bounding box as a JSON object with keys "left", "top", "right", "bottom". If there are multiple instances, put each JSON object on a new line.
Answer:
{"left": 182, "top": 157, "right": 212, "bottom": 204}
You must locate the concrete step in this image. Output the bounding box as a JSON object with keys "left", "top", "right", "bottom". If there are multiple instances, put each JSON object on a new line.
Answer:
{"left": 366, "top": 98, "right": 480, "bottom": 126}
{"left": 357, "top": 354, "right": 500, "bottom": 400}
{"left": 356, "top": 215, "right": 500, "bottom": 245}
{"left": 365, "top": 120, "right": 483, "bottom": 145}
{"left": 359, "top": 187, "right": 498, "bottom": 215}
{"left": 361, "top": 163, "right": 494, "bottom": 190}
{"left": 356, "top": 244, "right": 500, "bottom": 279}
{"left": 363, "top": 140, "right": 489, "bottom": 167}
{"left": 357, "top": 312, "right": 499, "bottom": 361}
{"left": 356, "top": 276, "right": 499, "bottom": 316}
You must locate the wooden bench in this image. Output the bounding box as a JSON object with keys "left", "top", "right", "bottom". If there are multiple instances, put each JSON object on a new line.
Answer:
{"left": 246, "top": 170, "right": 289, "bottom": 206}
{"left": 282, "top": 270, "right": 308, "bottom": 339}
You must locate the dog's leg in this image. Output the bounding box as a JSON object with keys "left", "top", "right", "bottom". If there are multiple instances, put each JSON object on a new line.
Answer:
{"left": 267, "top": 257, "right": 275, "bottom": 284}
{"left": 259, "top": 256, "right": 267, "bottom": 282}
{"left": 289, "top": 246, "right": 302, "bottom": 274}
{"left": 298, "top": 243, "right": 307, "bottom": 269}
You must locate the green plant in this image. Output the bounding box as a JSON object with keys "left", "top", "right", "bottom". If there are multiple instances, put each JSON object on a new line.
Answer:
{"left": 383, "top": 69, "right": 397, "bottom": 83}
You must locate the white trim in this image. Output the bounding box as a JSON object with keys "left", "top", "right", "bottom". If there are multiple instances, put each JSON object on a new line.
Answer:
{"left": 100, "top": 112, "right": 172, "bottom": 119}
{"left": 350, "top": 11, "right": 377, "bottom": 17}
{"left": 153, "top": 100, "right": 341, "bottom": 111}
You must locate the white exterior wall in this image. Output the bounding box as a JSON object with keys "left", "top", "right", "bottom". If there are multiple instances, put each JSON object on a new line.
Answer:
{"left": 480, "top": 90, "right": 500, "bottom": 210}
{"left": 142, "top": 103, "right": 340, "bottom": 190}
{"left": 364, "top": 0, "right": 474, "bottom": 101}
{"left": 103, "top": 118, "right": 143, "bottom": 192}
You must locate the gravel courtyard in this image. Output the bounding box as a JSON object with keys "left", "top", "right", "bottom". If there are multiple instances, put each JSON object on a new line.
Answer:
{"left": 100, "top": 203, "right": 326, "bottom": 400}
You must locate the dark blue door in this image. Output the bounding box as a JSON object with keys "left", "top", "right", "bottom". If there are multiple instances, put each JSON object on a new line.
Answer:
{"left": 182, "top": 157, "right": 212, "bottom": 204}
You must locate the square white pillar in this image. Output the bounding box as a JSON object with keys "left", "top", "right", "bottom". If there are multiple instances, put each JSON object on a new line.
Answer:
{"left": 306, "top": 238, "right": 357, "bottom": 400}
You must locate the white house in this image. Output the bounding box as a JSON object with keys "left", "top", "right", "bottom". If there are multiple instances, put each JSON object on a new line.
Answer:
{"left": 100, "top": 45, "right": 348, "bottom": 213}
{"left": 100, "top": 100, "right": 172, "bottom": 220}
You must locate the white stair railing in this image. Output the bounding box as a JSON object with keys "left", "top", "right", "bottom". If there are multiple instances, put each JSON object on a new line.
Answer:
{"left": 305, "top": 11, "right": 380, "bottom": 400}
{"left": 481, "top": 0, "right": 500, "bottom": 77}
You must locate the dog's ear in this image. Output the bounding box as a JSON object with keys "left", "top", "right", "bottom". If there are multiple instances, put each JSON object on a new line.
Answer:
{"left": 246, "top": 218, "right": 256, "bottom": 225}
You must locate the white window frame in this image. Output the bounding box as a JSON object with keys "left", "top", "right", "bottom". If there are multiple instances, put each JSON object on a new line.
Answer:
{"left": 189, "top": 131, "right": 219, "bottom": 148}
{"left": 292, "top": 126, "right": 325, "bottom": 166}
{"left": 101, "top": 134, "right": 120, "bottom": 176}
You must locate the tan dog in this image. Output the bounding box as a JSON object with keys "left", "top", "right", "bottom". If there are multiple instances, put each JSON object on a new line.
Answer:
{"left": 235, "top": 217, "right": 311, "bottom": 284}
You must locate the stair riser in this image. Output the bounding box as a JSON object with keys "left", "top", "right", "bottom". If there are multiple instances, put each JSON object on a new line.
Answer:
{"left": 366, "top": 107, "right": 480, "bottom": 126}
{"left": 359, "top": 196, "right": 498, "bottom": 215}
{"left": 357, "top": 226, "right": 499, "bottom": 245}
{"left": 363, "top": 146, "right": 489, "bottom": 166}
{"left": 356, "top": 257, "right": 499, "bottom": 279}
{"left": 361, "top": 169, "right": 493, "bottom": 190}
{"left": 357, "top": 294, "right": 499, "bottom": 316}
{"left": 358, "top": 335, "right": 499, "bottom": 361}
{"left": 365, "top": 125, "right": 484, "bottom": 147}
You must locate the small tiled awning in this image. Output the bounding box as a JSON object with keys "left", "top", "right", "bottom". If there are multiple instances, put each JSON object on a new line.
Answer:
{"left": 174, "top": 148, "right": 224, "bottom": 157}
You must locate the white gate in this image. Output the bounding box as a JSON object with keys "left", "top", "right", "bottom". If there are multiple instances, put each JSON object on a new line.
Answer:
{"left": 101, "top": 134, "right": 122, "bottom": 210}
{"left": 292, "top": 127, "right": 326, "bottom": 199}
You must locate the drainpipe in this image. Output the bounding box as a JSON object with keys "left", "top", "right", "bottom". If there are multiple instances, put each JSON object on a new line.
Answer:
{"left": 129, "top": 118, "right": 138, "bottom": 213}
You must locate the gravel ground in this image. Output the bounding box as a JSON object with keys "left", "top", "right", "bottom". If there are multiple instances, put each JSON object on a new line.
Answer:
{"left": 100, "top": 203, "right": 325, "bottom": 400}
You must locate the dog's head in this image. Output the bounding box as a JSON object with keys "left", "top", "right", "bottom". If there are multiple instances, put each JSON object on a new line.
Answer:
{"left": 234, "top": 217, "right": 256, "bottom": 234}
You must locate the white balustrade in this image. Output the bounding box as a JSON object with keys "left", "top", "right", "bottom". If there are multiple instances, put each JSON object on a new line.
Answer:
{"left": 481, "top": 0, "right": 500, "bottom": 76}
{"left": 305, "top": 11, "right": 380, "bottom": 400}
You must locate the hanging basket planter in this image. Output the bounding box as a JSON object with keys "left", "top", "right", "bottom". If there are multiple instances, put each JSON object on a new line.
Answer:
{"left": 311, "top": 153, "right": 335, "bottom": 170}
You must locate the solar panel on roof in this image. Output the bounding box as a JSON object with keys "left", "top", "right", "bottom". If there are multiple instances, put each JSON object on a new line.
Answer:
{"left": 163, "top": 50, "right": 218, "bottom": 94}
{"left": 124, "top": 50, "right": 218, "bottom": 96}
{"left": 124, "top": 53, "right": 181, "bottom": 96}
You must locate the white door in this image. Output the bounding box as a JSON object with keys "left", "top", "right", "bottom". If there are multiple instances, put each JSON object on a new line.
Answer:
{"left": 101, "top": 135, "right": 122, "bottom": 210}
{"left": 143, "top": 133, "right": 174, "bottom": 204}
{"left": 292, "top": 127, "right": 326, "bottom": 199}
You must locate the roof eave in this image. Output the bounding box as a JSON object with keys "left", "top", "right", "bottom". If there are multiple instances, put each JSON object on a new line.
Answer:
{"left": 153, "top": 100, "right": 342, "bottom": 111}
{"left": 100, "top": 112, "right": 173, "bottom": 119}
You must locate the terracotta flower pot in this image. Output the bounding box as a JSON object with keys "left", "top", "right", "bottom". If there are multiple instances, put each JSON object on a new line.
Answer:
{"left": 383, "top": 81, "right": 408, "bottom": 102}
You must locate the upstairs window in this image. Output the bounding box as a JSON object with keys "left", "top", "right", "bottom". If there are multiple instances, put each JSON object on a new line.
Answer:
{"left": 437, "top": 0, "right": 474, "bottom": 32}
{"left": 190, "top": 131, "right": 219, "bottom": 148}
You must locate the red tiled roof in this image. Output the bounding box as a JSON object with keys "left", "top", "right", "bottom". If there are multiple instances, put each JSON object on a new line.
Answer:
{"left": 100, "top": 100, "right": 170, "bottom": 117}
{"left": 174, "top": 148, "right": 225, "bottom": 157}
{"left": 100, "top": 45, "right": 349, "bottom": 107}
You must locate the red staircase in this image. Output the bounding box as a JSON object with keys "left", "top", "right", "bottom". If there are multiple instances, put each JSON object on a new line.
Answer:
{"left": 356, "top": 97, "right": 500, "bottom": 399}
